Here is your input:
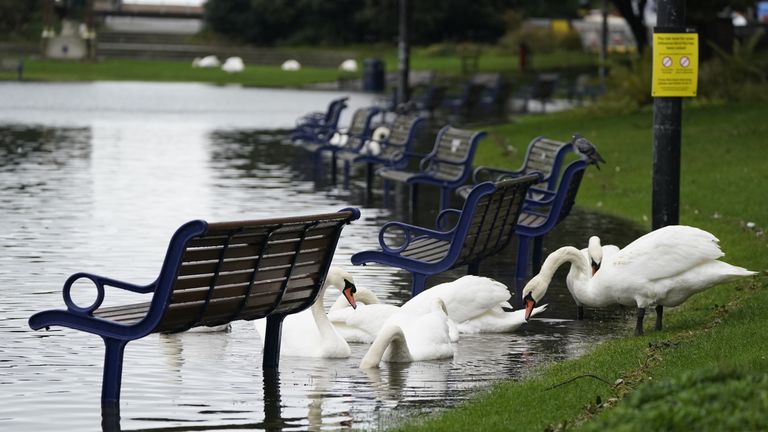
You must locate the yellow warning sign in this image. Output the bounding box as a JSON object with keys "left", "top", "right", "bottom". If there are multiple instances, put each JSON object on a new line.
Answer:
{"left": 651, "top": 32, "right": 698, "bottom": 97}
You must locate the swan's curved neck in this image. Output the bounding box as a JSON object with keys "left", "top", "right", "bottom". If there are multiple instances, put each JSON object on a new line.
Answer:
{"left": 311, "top": 287, "right": 337, "bottom": 340}
{"left": 539, "top": 246, "right": 590, "bottom": 286}
{"left": 360, "top": 325, "right": 407, "bottom": 368}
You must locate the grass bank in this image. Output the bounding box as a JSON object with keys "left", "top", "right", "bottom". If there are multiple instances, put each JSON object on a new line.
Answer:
{"left": 0, "top": 49, "right": 598, "bottom": 84}
{"left": 393, "top": 102, "right": 767, "bottom": 431}
{"left": 0, "top": 58, "right": 349, "bottom": 86}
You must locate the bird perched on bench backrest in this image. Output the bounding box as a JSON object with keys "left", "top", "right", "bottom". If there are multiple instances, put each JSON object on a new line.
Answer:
{"left": 571, "top": 133, "right": 606, "bottom": 169}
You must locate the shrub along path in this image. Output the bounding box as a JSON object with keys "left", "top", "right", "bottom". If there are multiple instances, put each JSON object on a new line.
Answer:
{"left": 393, "top": 101, "right": 767, "bottom": 431}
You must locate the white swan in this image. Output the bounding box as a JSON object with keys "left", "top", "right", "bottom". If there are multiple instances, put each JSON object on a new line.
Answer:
{"left": 221, "top": 56, "right": 245, "bottom": 73}
{"left": 566, "top": 238, "right": 620, "bottom": 320}
{"left": 359, "top": 298, "right": 455, "bottom": 368}
{"left": 329, "top": 275, "right": 547, "bottom": 344}
{"left": 254, "top": 266, "right": 357, "bottom": 357}
{"left": 281, "top": 59, "right": 301, "bottom": 71}
{"left": 328, "top": 287, "right": 399, "bottom": 343}
{"left": 522, "top": 225, "right": 756, "bottom": 335}
{"left": 401, "top": 275, "right": 546, "bottom": 335}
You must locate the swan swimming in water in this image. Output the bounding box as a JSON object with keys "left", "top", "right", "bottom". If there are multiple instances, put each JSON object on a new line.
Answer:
{"left": 522, "top": 225, "right": 756, "bottom": 335}
{"left": 328, "top": 286, "right": 398, "bottom": 343}
{"left": 359, "top": 297, "right": 455, "bottom": 368}
{"left": 328, "top": 275, "right": 547, "bottom": 344}
{"left": 254, "top": 266, "right": 357, "bottom": 357}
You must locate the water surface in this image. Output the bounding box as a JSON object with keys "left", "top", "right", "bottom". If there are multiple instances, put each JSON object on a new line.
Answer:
{"left": 0, "top": 82, "right": 644, "bottom": 431}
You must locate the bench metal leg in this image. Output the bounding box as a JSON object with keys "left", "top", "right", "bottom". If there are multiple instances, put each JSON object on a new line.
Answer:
{"left": 263, "top": 314, "right": 286, "bottom": 369}
{"left": 439, "top": 187, "right": 451, "bottom": 211}
{"left": 383, "top": 179, "right": 391, "bottom": 207}
{"left": 532, "top": 236, "right": 544, "bottom": 274}
{"left": 467, "top": 262, "right": 479, "bottom": 276}
{"left": 365, "top": 162, "right": 374, "bottom": 204}
{"left": 411, "top": 273, "right": 428, "bottom": 297}
{"left": 409, "top": 184, "right": 419, "bottom": 219}
{"left": 343, "top": 160, "right": 351, "bottom": 189}
{"left": 330, "top": 153, "right": 338, "bottom": 185}
{"left": 101, "top": 337, "right": 128, "bottom": 409}
{"left": 514, "top": 236, "right": 531, "bottom": 309}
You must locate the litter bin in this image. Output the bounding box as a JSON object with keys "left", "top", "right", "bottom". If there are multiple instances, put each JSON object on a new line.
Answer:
{"left": 362, "top": 58, "right": 385, "bottom": 93}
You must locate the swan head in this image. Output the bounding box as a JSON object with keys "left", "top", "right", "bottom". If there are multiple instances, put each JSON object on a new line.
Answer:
{"left": 588, "top": 236, "right": 603, "bottom": 276}
{"left": 325, "top": 267, "right": 357, "bottom": 309}
{"left": 521, "top": 274, "right": 549, "bottom": 321}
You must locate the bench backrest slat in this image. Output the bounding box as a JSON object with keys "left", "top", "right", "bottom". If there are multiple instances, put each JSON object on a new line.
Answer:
{"left": 454, "top": 174, "right": 539, "bottom": 265}
{"left": 376, "top": 114, "right": 423, "bottom": 160}
{"left": 424, "top": 126, "right": 484, "bottom": 181}
{"left": 154, "top": 212, "right": 355, "bottom": 333}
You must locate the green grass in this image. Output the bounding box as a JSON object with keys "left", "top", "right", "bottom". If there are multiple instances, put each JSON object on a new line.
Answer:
{"left": 391, "top": 102, "right": 768, "bottom": 431}
{"left": 1, "top": 58, "right": 350, "bottom": 86}
{"left": 0, "top": 48, "right": 600, "bottom": 84}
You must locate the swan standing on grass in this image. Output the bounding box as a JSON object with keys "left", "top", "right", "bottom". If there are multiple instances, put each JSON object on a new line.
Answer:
{"left": 522, "top": 225, "right": 756, "bottom": 335}
{"left": 328, "top": 275, "right": 547, "bottom": 344}
{"left": 359, "top": 298, "right": 455, "bottom": 368}
{"left": 254, "top": 267, "right": 357, "bottom": 358}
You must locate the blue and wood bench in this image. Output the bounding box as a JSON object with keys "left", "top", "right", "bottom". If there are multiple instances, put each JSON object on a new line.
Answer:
{"left": 456, "top": 136, "right": 574, "bottom": 200}
{"left": 378, "top": 125, "right": 485, "bottom": 212}
{"left": 335, "top": 112, "right": 424, "bottom": 198}
{"left": 291, "top": 96, "right": 348, "bottom": 144}
{"left": 303, "top": 106, "right": 382, "bottom": 183}
{"left": 28, "top": 208, "right": 360, "bottom": 410}
{"left": 351, "top": 175, "right": 539, "bottom": 296}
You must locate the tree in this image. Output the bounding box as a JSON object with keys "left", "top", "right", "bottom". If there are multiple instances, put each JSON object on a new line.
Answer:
{"left": 0, "top": 0, "right": 40, "bottom": 37}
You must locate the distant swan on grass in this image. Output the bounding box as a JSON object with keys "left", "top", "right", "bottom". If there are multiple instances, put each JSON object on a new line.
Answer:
{"left": 255, "top": 267, "right": 357, "bottom": 357}
{"left": 221, "top": 56, "right": 245, "bottom": 73}
{"left": 522, "top": 225, "right": 756, "bottom": 335}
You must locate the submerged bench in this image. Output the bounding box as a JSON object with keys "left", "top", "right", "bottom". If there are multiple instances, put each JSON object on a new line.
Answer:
{"left": 456, "top": 136, "right": 573, "bottom": 200}
{"left": 28, "top": 208, "right": 360, "bottom": 409}
{"left": 352, "top": 175, "right": 538, "bottom": 296}
{"left": 379, "top": 125, "right": 485, "bottom": 212}
{"left": 290, "top": 97, "right": 348, "bottom": 144}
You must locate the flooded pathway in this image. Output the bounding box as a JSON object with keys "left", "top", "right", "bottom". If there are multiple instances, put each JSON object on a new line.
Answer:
{"left": 0, "top": 82, "right": 644, "bottom": 430}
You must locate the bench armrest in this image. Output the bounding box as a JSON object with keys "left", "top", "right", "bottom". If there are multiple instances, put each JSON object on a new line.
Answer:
{"left": 525, "top": 186, "right": 557, "bottom": 204}
{"left": 435, "top": 209, "right": 462, "bottom": 231}
{"left": 378, "top": 221, "right": 452, "bottom": 254}
{"left": 62, "top": 272, "right": 156, "bottom": 315}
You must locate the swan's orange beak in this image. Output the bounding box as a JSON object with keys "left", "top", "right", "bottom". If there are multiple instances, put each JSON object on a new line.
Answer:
{"left": 591, "top": 260, "right": 600, "bottom": 277}
{"left": 342, "top": 280, "right": 357, "bottom": 309}
{"left": 524, "top": 293, "right": 535, "bottom": 321}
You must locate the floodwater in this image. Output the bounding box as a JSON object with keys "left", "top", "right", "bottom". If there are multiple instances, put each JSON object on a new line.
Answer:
{"left": 0, "top": 81, "right": 645, "bottom": 431}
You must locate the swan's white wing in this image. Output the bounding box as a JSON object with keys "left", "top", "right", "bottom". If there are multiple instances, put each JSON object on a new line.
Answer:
{"left": 402, "top": 275, "right": 510, "bottom": 323}
{"left": 328, "top": 303, "right": 399, "bottom": 343}
{"left": 605, "top": 226, "right": 723, "bottom": 282}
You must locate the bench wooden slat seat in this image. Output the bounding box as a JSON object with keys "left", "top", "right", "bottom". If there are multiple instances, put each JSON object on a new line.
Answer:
{"left": 28, "top": 208, "right": 360, "bottom": 410}
{"left": 351, "top": 175, "right": 539, "bottom": 296}
{"left": 378, "top": 125, "right": 485, "bottom": 212}
{"left": 335, "top": 112, "right": 424, "bottom": 195}
{"left": 512, "top": 159, "right": 588, "bottom": 306}
{"left": 290, "top": 97, "right": 348, "bottom": 144}
{"left": 456, "top": 136, "right": 574, "bottom": 200}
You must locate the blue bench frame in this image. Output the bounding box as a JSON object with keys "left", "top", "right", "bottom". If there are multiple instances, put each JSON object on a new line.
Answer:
{"left": 379, "top": 125, "right": 485, "bottom": 212}
{"left": 456, "top": 136, "right": 574, "bottom": 200}
{"left": 28, "top": 208, "right": 360, "bottom": 410}
{"left": 352, "top": 175, "right": 539, "bottom": 296}
{"left": 291, "top": 97, "right": 348, "bottom": 144}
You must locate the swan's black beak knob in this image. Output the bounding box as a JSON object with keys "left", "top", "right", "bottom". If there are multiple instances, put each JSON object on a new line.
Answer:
{"left": 342, "top": 280, "right": 357, "bottom": 309}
